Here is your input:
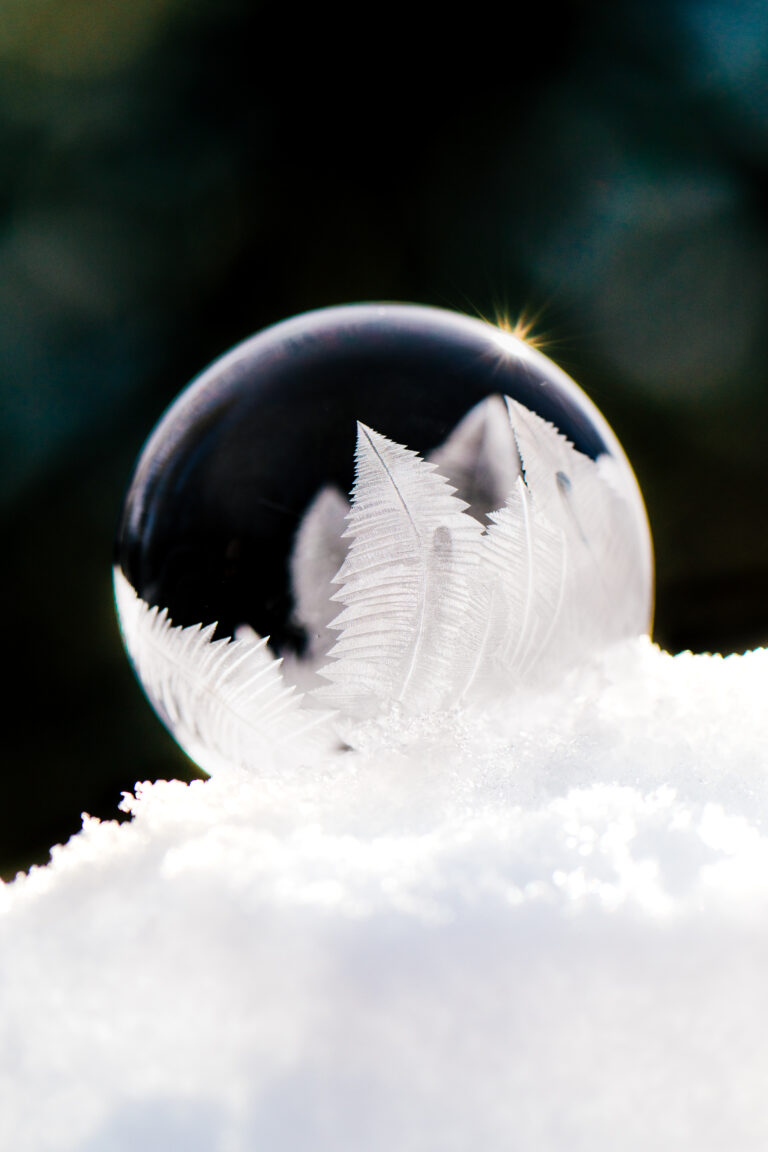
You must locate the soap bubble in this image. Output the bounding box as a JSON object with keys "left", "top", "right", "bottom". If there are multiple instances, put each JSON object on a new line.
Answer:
{"left": 114, "top": 303, "right": 653, "bottom": 773}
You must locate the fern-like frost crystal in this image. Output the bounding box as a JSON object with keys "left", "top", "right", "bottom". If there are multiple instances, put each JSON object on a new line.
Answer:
{"left": 114, "top": 571, "right": 335, "bottom": 776}
{"left": 316, "top": 424, "right": 486, "bottom": 714}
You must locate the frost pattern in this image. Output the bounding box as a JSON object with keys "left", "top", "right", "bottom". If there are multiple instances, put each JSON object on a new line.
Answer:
{"left": 470, "top": 397, "right": 647, "bottom": 692}
{"left": 316, "top": 423, "right": 486, "bottom": 715}
{"left": 114, "top": 570, "right": 334, "bottom": 775}
{"left": 317, "top": 397, "right": 647, "bottom": 713}
{"left": 116, "top": 393, "right": 649, "bottom": 768}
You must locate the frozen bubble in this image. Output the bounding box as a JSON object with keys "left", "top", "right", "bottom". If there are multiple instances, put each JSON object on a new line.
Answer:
{"left": 114, "top": 303, "right": 652, "bottom": 772}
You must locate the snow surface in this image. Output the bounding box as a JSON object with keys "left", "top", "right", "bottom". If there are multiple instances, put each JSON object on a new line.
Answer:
{"left": 3, "top": 638, "right": 768, "bottom": 1151}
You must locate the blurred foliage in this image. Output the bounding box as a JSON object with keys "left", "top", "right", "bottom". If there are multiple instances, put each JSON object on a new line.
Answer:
{"left": 3, "top": 0, "right": 768, "bottom": 876}
{"left": 0, "top": 0, "right": 185, "bottom": 76}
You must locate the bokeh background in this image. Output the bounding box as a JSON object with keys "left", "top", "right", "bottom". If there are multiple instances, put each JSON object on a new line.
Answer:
{"left": 4, "top": 0, "right": 768, "bottom": 876}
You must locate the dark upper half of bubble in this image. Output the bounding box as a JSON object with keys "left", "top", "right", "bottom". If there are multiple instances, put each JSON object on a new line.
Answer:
{"left": 116, "top": 304, "right": 613, "bottom": 647}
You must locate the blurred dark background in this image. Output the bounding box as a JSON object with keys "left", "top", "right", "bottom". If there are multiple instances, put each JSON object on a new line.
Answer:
{"left": 3, "top": 0, "right": 768, "bottom": 876}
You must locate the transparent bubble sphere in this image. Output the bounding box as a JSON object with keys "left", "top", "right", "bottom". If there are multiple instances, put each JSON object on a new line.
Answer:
{"left": 115, "top": 303, "right": 653, "bottom": 774}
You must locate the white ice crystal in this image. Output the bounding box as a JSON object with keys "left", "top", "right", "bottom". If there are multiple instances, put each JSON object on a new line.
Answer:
{"left": 114, "top": 573, "right": 336, "bottom": 778}
{"left": 2, "top": 640, "right": 768, "bottom": 1151}
{"left": 316, "top": 421, "right": 488, "bottom": 715}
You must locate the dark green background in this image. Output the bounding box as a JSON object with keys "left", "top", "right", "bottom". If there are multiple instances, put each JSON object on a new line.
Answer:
{"left": 4, "top": 0, "right": 768, "bottom": 876}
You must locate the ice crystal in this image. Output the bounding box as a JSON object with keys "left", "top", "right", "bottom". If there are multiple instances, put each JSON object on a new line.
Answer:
{"left": 114, "top": 573, "right": 335, "bottom": 776}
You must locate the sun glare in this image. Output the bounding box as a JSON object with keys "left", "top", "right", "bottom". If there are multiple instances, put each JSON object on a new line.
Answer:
{"left": 493, "top": 308, "right": 550, "bottom": 353}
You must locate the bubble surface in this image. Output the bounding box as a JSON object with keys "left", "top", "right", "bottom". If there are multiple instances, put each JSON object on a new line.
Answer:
{"left": 115, "top": 303, "right": 653, "bottom": 772}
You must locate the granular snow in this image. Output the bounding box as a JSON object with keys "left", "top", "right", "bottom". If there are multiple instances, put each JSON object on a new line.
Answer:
{"left": 2, "top": 638, "right": 768, "bottom": 1151}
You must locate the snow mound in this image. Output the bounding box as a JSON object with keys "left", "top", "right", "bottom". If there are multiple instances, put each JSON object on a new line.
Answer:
{"left": 2, "top": 638, "right": 768, "bottom": 1151}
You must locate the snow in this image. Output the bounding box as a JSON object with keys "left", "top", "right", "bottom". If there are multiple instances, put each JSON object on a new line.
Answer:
{"left": 2, "top": 638, "right": 768, "bottom": 1151}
